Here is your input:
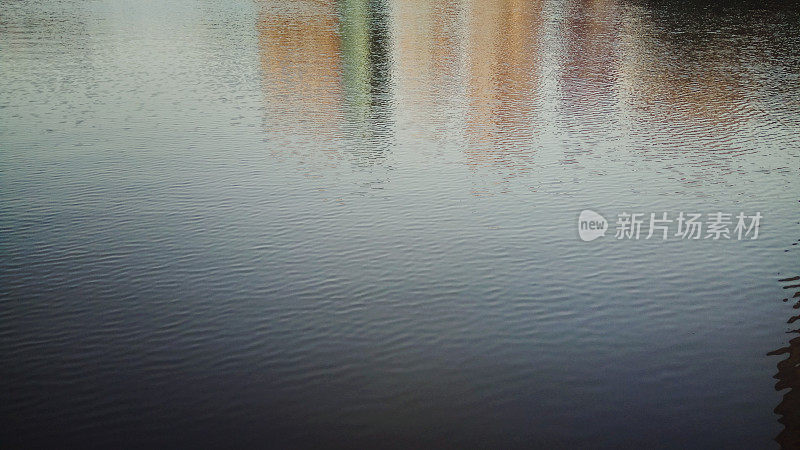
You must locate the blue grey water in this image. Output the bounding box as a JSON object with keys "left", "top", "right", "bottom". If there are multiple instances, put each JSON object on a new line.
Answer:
{"left": 1, "top": 0, "right": 799, "bottom": 447}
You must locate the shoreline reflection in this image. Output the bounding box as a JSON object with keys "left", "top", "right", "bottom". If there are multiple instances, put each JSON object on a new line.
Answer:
{"left": 770, "top": 274, "right": 800, "bottom": 449}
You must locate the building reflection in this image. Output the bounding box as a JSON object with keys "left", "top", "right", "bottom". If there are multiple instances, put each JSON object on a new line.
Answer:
{"left": 339, "top": 0, "right": 394, "bottom": 160}
{"left": 769, "top": 275, "right": 800, "bottom": 449}
{"left": 256, "top": 0, "right": 392, "bottom": 164}
{"left": 619, "top": 11, "right": 753, "bottom": 133}
{"left": 615, "top": 2, "right": 760, "bottom": 183}
{"left": 384, "top": 0, "right": 545, "bottom": 179}
{"left": 390, "top": 0, "right": 467, "bottom": 152}
{"left": 257, "top": 1, "right": 343, "bottom": 136}
{"left": 552, "top": 0, "right": 788, "bottom": 183}
{"left": 464, "top": 0, "right": 543, "bottom": 173}
{"left": 256, "top": 0, "right": 792, "bottom": 185}
{"left": 557, "top": 0, "right": 623, "bottom": 145}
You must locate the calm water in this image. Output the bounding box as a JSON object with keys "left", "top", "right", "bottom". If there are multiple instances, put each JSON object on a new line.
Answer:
{"left": 2, "top": 0, "right": 800, "bottom": 447}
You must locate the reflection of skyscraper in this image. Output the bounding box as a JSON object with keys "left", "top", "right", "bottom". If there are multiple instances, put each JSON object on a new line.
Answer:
{"left": 256, "top": 0, "right": 392, "bottom": 163}
{"left": 257, "top": 0, "right": 343, "bottom": 142}
{"left": 557, "top": 0, "right": 623, "bottom": 145}
{"left": 391, "top": 0, "right": 543, "bottom": 175}
{"left": 616, "top": 5, "right": 753, "bottom": 151}
{"left": 611, "top": 3, "right": 773, "bottom": 185}
{"left": 464, "top": 0, "right": 543, "bottom": 171}
{"left": 769, "top": 275, "right": 800, "bottom": 449}
{"left": 338, "top": 0, "right": 393, "bottom": 159}
{"left": 390, "top": 0, "right": 466, "bottom": 141}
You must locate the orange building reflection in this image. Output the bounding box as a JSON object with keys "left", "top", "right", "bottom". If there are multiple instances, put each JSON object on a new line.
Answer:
{"left": 257, "top": 1, "right": 344, "bottom": 140}
{"left": 255, "top": 0, "right": 779, "bottom": 184}
{"left": 464, "top": 0, "right": 543, "bottom": 172}
{"left": 390, "top": 0, "right": 465, "bottom": 138}
{"left": 257, "top": 0, "right": 393, "bottom": 163}
{"left": 390, "top": 0, "right": 544, "bottom": 177}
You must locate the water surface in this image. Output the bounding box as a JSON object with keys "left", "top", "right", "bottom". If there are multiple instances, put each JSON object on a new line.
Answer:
{"left": 2, "top": 0, "right": 800, "bottom": 447}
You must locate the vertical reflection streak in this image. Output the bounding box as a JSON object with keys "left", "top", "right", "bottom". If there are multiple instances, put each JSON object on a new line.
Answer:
{"left": 257, "top": 1, "right": 344, "bottom": 150}
{"left": 338, "top": 0, "right": 394, "bottom": 161}
{"left": 464, "top": 0, "right": 544, "bottom": 176}
{"left": 257, "top": 0, "right": 394, "bottom": 165}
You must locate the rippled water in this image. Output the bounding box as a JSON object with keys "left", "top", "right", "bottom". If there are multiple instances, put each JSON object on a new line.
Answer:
{"left": 2, "top": 0, "right": 799, "bottom": 447}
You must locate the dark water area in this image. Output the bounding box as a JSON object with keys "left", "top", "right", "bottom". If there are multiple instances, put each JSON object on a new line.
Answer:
{"left": 1, "top": 0, "right": 799, "bottom": 447}
{"left": 771, "top": 276, "right": 800, "bottom": 449}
